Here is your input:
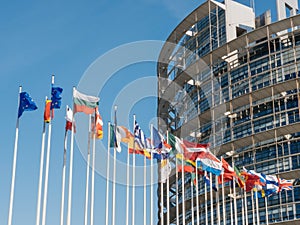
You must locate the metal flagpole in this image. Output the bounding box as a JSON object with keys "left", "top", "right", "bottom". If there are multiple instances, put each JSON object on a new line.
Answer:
{"left": 143, "top": 153, "right": 147, "bottom": 225}
{"left": 90, "top": 113, "right": 96, "bottom": 225}
{"left": 66, "top": 87, "right": 75, "bottom": 225}
{"left": 251, "top": 190, "right": 256, "bottom": 225}
{"left": 244, "top": 189, "right": 248, "bottom": 225}
{"left": 112, "top": 106, "right": 117, "bottom": 225}
{"left": 255, "top": 189, "right": 260, "bottom": 224}
{"left": 204, "top": 171, "right": 208, "bottom": 225}
{"left": 232, "top": 162, "right": 238, "bottom": 225}
{"left": 191, "top": 176, "right": 194, "bottom": 225}
{"left": 176, "top": 156, "right": 179, "bottom": 225}
{"left": 210, "top": 173, "right": 214, "bottom": 225}
{"left": 241, "top": 190, "right": 245, "bottom": 225}
{"left": 105, "top": 122, "right": 111, "bottom": 225}
{"left": 221, "top": 157, "right": 226, "bottom": 225}
{"left": 160, "top": 170, "right": 164, "bottom": 225}
{"left": 230, "top": 181, "right": 233, "bottom": 225}
{"left": 60, "top": 129, "right": 68, "bottom": 225}
{"left": 166, "top": 131, "right": 170, "bottom": 225}
{"left": 265, "top": 197, "right": 269, "bottom": 225}
{"left": 132, "top": 114, "right": 136, "bottom": 225}
{"left": 216, "top": 176, "right": 220, "bottom": 225}
{"left": 125, "top": 140, "right": 130, "bottom": 225}
{"left": 84, "top": 115, "right": 91, "bottom": 225}
{"left": 36, "top": 98, "right": 47, "bottom": 225}
{"left": 150, "top": 124, "right": 154, "bottom": 225}
{"left": 41, "top": 75, "right": 55, "bottom": 225}
{"left": 181, "top": 153, "right": 186, "bottom": 225}
{"left": 7, "top": 86, "right": 22, "bottom": 225}
{"left": 195, "top": 161, "right": 199, "bottom": 225}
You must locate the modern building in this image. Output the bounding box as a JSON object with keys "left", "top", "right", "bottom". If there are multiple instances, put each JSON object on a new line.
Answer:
{"left": 157, "top": 0, "right": 300, "bottom": 224}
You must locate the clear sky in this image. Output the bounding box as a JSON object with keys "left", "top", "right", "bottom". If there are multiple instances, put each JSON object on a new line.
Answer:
{"left": 0, "top": 1, "right": 284, "bottom": 225}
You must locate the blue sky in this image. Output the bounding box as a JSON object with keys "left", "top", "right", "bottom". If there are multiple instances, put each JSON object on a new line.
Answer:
{"left": 0, "top": 1, "right": 283, "bottom": 225}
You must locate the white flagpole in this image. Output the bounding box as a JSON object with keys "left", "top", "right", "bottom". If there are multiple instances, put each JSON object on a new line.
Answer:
{"left": 166, "top": 131, "right": 170, "bottom": 225}
{"left": 216, "top": 176, "right": 220, "bottom": 225}
{"left": 195, "top": 161, "right": 199, "bottom": 225}
{"left": 210, "top": 173, "right": 214, "bottom": 225}
{"left": 255, "top": 189, "right": 260, "bottom": 224}
{"left": 132, "top": 114, "right": 136, "bottom": 225}
{"left": 60, "top": 129, "right": 68, "bottom": 225}
{"left": 251, "top": 190, "right": 256, "bottom": 225}
{"left": 66, "top": 87, "right": 75, "bottom": 225}
{"left": 143, "top": 153, "right": 147, "bottom": 225}
{"left": 84, "top": 115, "right": 91, "bottom": 225}
{"left": 125, "top": 140, "right": 130, "bottom": 225}
{"left": 90, "top": 113, "right": 96, "bottom": 225}
{"left": 191, "top": 176, "right": 194, "bottom": 225}
{"left": 176, "top": 156, "right": 180, "bottom": 225}
{"left": 221, "top": 157, "right": 226, "bottom": 225}
{"left": 150, "top": 124, "right": 154, "bottom": 225}
{"left": 41, "top": 75, "right": 55, "bottom": 225}
{"left": 204, "top": 171, "right": 208, "bottom": 225}
{"left": 232, "top": 162, "right": 238, "bottom": 225}
{"left": 105, "top": 122, "right": 111, "bottom": 225}
{"left": 112, "top": 106, "right": 117, "bottom": 225}
{"left": 160, "top": 163, "right": 164, "bottom": 225}
{"left": 36, "top": 97, "right": 47, "bottom": 225}
{"left": 230, "top": 181, "right": 233, "bottom": 225}
{"left": 265, "top": 197, "right": 269, "bottom": 225}
{"left": 181, "top": 153, "right": 186, "bottom": 225}
{"left": 244, "top": 189, "right": 248, "bottom": 225}
{"left": 7, "top": 86, "right": 22, "bottom": 225}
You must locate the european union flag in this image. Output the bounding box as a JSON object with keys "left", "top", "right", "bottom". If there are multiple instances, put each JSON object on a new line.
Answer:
{"left": 51, "top": 86, "right": 63, "bottom": 109}
{"left": 18, "top": 92, "right": 38, "bottom": 118}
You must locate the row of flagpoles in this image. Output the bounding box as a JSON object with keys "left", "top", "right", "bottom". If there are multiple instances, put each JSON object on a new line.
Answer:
{"left": 7, "top": 75, "right": 299, "bottom": 225}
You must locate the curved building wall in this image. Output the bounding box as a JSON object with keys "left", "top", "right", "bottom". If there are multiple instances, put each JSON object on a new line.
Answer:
{"left": 157, "top": 1, "right": 300, "bottom": 225}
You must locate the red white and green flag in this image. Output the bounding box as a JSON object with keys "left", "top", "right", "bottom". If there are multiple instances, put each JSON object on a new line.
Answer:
{"left": 73, "top": 88, "right": 100, "bottom": 114}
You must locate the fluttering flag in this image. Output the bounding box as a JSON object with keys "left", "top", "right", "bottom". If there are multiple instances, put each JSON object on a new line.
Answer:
{"left": 65, "top": 105, "right": 75, "bottom": 132}
{"left": 51, "top": 86, "right": 63, "bottom": 109}
{"left": 204, "top": 173, "right": 218, "bottom": 191}
{"left": 91, "top": 107, "right": 103, "bottom": 139}
{"left": 134, "top": 120, "right": 151, "bottom": 149}
{"left": 150, "top": 127, "right": 171, "bottom": 159}
{"left": 18, "top": 91, "right": 38, "bottom": 118}
{"left": 109, "top": 125, "right": 132, "bottom": 152}
{"left": 44, "top": 99, "right": 52, "bottom": 123}
{"left": 279, "top": 178, "right": 294, "bottom": 191}
{"left": 168, "top": 133, "right": 186, "bottom": 154}
{"left": 196, "top": 149, "right": 223, "bottom": 176}
{"left": 160, "top": 159, "right": 172, "bottom": 183}
{"left": 241, "top": 167, "right": 266, "bottom": 192}
{"left": 73, "top": 88, "right": 99, "bottom": 114}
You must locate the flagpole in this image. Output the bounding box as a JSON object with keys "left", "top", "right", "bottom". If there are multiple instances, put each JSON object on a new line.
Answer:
{"left": 60, "top": 129, "right": 68, "bottom": 225}
{"left": 210, "top": 173, "right": 214, "bottom": 225}
{"left": 176, "top": 156, "right": 180, "bottom": 225}
{"left": 230, "top": 181, "right": 233, "bottom": 225}
{"left": 195, "top": 160, "right": 199, "bottom": 225}
{"left": 150, "top": 124, "right": 154, "bottom": 225}
{"left": 216, "top": 176, "right": 220, "bottom": 225}
{"left": 232, "top": 162, "right": 237, "bottom": 225}
{"left": 143, "top": 152, "right": 147, "bottom": 225}
{"left": 66, "top": 87, "right": 75, "bottom": 225}
{"left": 191, "top": 176, "right": 194, "bottom": 225}
{"left": 251, "top": 190, "right": 256, "bottom": 225}
{"left": 255, "top": 189, "right": 260, "bottom": 224}
{"left": 36, "top": 97, "right": 47, "bottom": 225}
{"left": 221, "top": 157, "right": 226, "bottom": 225}
{"left": 125, "top": 139, "right": 130, "bottom": 225}
{"left": 160, "top": 166, "right": 164, "bottom": 225}
{"left": 204, "top": 171, "right": 208, "bottom": 225}
{"left": 7, "top": 86, "right": 22, "bottom": 225}
{"left": 265, "top": 197, "right": 269, "bottom": 225}
{"left": 41, "top": 75, "right": 55, "bottom": 225}
{"left": 90, "top": 113, "right": 96, "bottom": 225}
{"left": 166, "top": 131, "right": 170, "bottom": 225}
{"left": 244, "top": 189, "right": 248, "bottom": 225}
{"left": 105, "top": 122, "right": 111, "bottom": 225}
{"left": 112, "top": 106, "right": 117, "bottom": 225}
{"left": 132, "top": 114, "right": 137, "bottom": 225}
{"left": 84, "top": 115, "right": 91, "bottom": 225}
{"left": 181, "top": 153, "right": 186, "bottom": 225}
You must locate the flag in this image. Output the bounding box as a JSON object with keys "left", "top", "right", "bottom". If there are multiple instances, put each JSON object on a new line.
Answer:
{"left": 218, "top": 158, "right": 238, "bottom": 184}
{"left": 152, "top": 127, "right": 172, "bottom": 153}
{"left": 73, "top": 88, "right": 99, "bottom": 114}
{"left": 279, "top": 178, "right": 294, "bottom": 191}
{"left": 65, "top": 105, "right": 75, "bottom": 132}
{"left": 51, "top": 86, "right": 63, "bottom": 109}
{"left": 109, "top": 125, "right": 133, "bottom": 152}
{"left": 241, "top": 168, "right": 266, "bottom": 192}
{"left": 234, "top": 166, "right": 245, "bottom": 188}
{"left": 160, "top": 160, "right": 171, "bottom": 183}
{"left": 168, "top": 133, "right": 186, "bottom": 154}
{"left": 262, "top": 174, "right": 280, "bottom": 197}
{"left": 134, "top": 120, "right": 151, "bottom": 149}
{"left": 92, "top": 107, "right": 103, "bottom": 139}
{"left": 44, "top": 99, "right": 52, "bottom": 123}
{"left": 195, "top": 149, "right": 223, "bottom": 176}
{"left": 204, "top": 173, "right": 218, "bottom": 191}
{"left": 18, "top": 91, "right": 38, "bottom": 118}
{"left": 183, "top": 141, "right": 210, "bottom": 161}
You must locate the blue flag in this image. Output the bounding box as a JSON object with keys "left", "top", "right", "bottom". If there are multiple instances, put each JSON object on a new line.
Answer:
{"left": 18, "top": 92, "right": 38, "bottom": 118}
{"left": 51, "top": 86, "right": 63, "bottom": 109}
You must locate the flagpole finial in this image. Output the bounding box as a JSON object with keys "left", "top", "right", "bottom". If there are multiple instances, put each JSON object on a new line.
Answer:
{"left": 114, "top": 105, "right": 117, "bottom": 111}
{"left": 51, "top": 75, "right": 55, "bottom": 85}
{"left": 19, "top": 86, "right": 22, "bottom": 93}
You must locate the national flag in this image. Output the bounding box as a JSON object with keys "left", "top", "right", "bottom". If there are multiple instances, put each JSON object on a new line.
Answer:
{"left": 177, "top": 154, "right": 196, "bottom": 173}
{"left": 168, "top": 133, "right": 186, "bottom": 154}
{"left": 152, "top": 127, "right": 172, "bottom": 153}
{"left": 204, "top": 173, "right": 218, "bottom": 191}
{"left": 65, "top": 105, "right": 75, "bottom": 132}
{"left": 160, "top": 159, "right": 172, "bottom": 183}
{"left": 279, "top": 178, "right": 294, "bottom": 191}
{"left": 241, "top": 168, "right": 266, "bottom": 192}
{"left": 44, "top": 99, "right": 52, "bottom": 123}
{"left": 73, "top": 88, "right": 99, "bottom": 114}
{"left": 195, "top": 149, "right": 223, "bottom": 176}
{"left": 51, "top": 86, "right": 63, "bottom": 109}
{"left": 134, "top": 120, "right": 151, "bottom": 150}
{"left": 183, "top": 141, "right": 210, "bottom": 161}
{"left": 234, "top": 166, "right": 245, "bottom": 188}
{"left": 262, "top": 174, "right": 280, "bottom": 197}
{"left": 91, "top": 107, "right": 103, "bottom": 139}
{"left": 18, "top": 91, "right": 38, "bottom": 118}
{"left": 218, "top": 158, "right": 239, "bottom": 185}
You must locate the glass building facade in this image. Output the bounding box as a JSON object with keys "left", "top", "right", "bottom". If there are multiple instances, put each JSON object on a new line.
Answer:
{"left": 157, "top": 0, "right": 300, "bottom": 224}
